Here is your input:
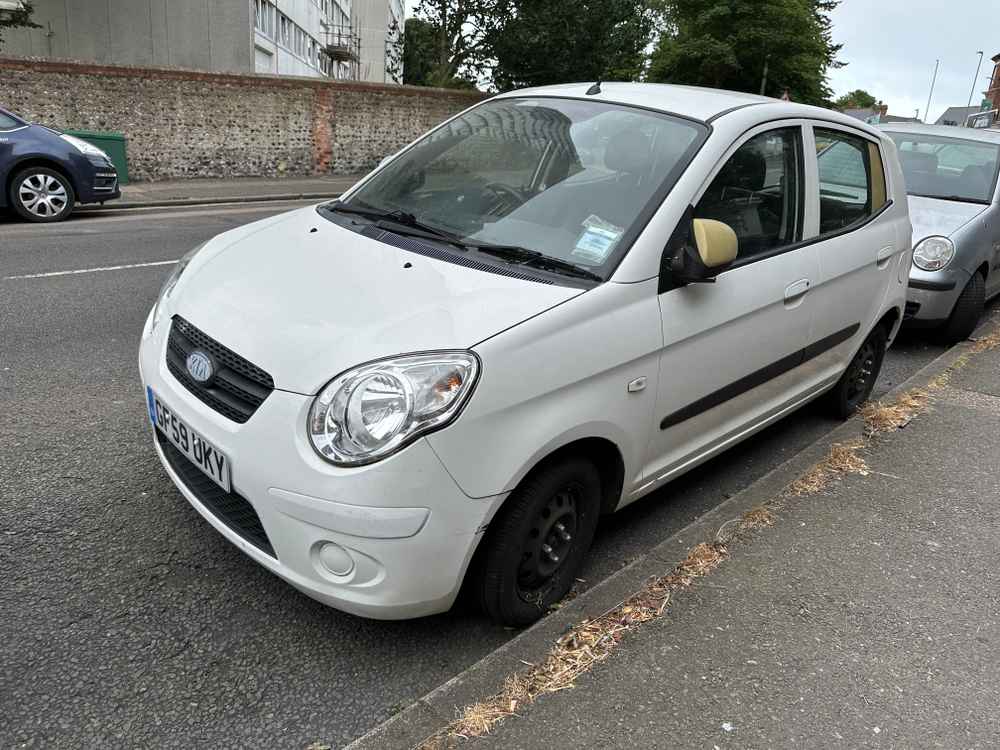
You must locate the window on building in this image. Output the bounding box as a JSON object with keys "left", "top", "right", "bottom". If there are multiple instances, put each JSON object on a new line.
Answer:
{"left": 253, "top": 0, "right": 274, "bottom": 37}
{"left": 279, "top": 14, "right": 290, "bottom": 46}
{"left": 694, "top": 128, "right": 803, "bottom": 261}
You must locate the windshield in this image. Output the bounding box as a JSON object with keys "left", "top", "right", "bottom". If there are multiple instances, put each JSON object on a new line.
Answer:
{"left": 886, "top": 131, "right": 1000, "bottom": 203}
{"left": 338, "top": 97, "right": 706, "bottom": 278}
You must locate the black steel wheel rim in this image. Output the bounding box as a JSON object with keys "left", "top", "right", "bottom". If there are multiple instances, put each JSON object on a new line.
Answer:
{"left": 517, "top": 483, "right": 581, "bottom": 593}
{"left": 845, "top": 339, "right": 878, "bottom": 406}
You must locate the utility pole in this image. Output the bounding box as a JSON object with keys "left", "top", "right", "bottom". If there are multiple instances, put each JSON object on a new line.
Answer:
{"left": 966, "top": 50, "right": 985, "bottom": 111}
{"left": 759, "top": 54, "right": 770, "bottom": 96}
{"left": 924, "top": 59, "right": 939, "bottom": 123}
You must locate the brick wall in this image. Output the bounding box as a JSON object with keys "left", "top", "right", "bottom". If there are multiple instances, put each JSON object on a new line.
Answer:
{"left": 0, "top": 57, "right": 484, "bottom": 181}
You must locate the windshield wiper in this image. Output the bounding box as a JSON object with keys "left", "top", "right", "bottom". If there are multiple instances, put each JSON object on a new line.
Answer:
{"left": 323, "top": 201, "right": 469, "bottom": 249}
{"left": 466, "top": 242, "right": 603, "bottom": 282}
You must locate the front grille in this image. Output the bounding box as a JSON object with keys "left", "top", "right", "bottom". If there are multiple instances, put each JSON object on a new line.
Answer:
{"left": 157, "top": 431, "right": 276, "bottom": 558}
{"left": 167, "top": 316, "right": 274, "bottom": 424}
{"left": 904, "top": 301, "right": 921, "bottom": 320}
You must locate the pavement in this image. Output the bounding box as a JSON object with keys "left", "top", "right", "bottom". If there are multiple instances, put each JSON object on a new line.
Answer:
{"left": 85, "top": 174, "right": 362, "bottom": 210}
{"left": 375, "top": 315, "right": 1000, "bottom": 749}
{"left": 0, "top": 198, "right": 975, "bottom": 749}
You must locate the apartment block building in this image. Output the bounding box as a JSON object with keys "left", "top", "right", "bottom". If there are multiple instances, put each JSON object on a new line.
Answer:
{"left": 3, "top": 0, "right": 399, "bottom": 83}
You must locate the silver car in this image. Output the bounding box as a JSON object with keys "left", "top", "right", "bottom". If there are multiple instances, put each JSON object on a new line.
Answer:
{"left": 882, "top": 124, "right": 1000, "bottom": 342}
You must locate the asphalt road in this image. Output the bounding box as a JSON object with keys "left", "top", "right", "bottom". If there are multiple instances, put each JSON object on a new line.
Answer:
{"left": 0, "top": 202, "right": 949, "bottom": 749}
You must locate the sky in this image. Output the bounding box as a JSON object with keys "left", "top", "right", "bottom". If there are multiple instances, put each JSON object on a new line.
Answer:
{"left": 826, "top": 0, "right": 996, "bottom": 122}
{"left": 402, "top": 0, "right": 997, "bottom": 123}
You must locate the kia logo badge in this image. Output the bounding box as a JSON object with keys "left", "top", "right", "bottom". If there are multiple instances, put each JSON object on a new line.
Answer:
{"left": 186, "top": 350, "right": 214, "bottom": 384}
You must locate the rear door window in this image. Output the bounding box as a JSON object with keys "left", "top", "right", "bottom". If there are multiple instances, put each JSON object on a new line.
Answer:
{"left": 815, "top": 128, "right": 883, "bottom": 233}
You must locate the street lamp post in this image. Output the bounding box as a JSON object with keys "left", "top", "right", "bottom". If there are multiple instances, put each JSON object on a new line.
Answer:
{"left": 924, "top": 59, "right": 939, "bottom": 123}
{"left": 966, "top": 50, "right": 985, "bottom": 113}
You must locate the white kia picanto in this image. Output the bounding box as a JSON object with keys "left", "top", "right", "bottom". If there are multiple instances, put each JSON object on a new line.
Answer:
{"left": 139, "top": 83, "right": 911, "bottom": 626}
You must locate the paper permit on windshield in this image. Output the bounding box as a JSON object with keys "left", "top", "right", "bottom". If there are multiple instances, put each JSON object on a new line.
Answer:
{"left": 572, "top": 215, "right": 624, "bottom": 264}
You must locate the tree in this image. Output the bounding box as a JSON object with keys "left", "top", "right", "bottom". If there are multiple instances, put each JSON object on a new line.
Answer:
{"left": 487, "top": 0, "right": 656, "bottom": 91}
{"left": 410, "top": 0, "right": 496, "bottom": 88}
{"left": 647, "top": 0, "right": 843, "bottom": 107}
{"left": 401, "top": 18, "right": 434, "bottom": 86}
{"left": 0, "top": 0, "right": 40, "bottom": 51}
{"left": 833, "top": 89, "right": 877, "bottom": 110}
{"left": 385, "top": 18, "right": 404, "bottom": 84}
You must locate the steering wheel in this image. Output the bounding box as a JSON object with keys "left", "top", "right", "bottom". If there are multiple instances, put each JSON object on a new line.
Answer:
{"left": 483, "top": 182, "right": 525, "bottom": 214}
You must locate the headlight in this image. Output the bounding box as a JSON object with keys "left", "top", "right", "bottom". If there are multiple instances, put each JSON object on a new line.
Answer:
{"left": 912, "top": 236, "right": 955, "bottom": 271}
{"left": 60, "top": 133, "right": 110, "bottom": 160}
{"left": 149, "top": 243, "right": 206, "bottom": 333}
{"left": 308, "top": 352, "right": 480, "bottom": 466}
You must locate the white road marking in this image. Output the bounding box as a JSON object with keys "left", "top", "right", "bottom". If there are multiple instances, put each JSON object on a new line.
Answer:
{"left": 4, "top": 259, "right": 178, "bottom": 280}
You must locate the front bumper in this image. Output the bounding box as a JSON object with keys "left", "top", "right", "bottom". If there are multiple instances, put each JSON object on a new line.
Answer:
{"left": 80, "top": 158, "right": 120, "bottom": 203}
{"left": 904, "top": 265, "right": 970, "bottom": 325}
{"left": 139, "top": 312, "right": 505, "bottom": 619}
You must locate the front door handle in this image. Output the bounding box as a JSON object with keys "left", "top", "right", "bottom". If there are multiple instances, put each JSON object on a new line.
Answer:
{"left": 876, "top": 245, "right": 895, "bottom": 266}
{"left": 784, "top": 278, "right": 811, "bottom": 303}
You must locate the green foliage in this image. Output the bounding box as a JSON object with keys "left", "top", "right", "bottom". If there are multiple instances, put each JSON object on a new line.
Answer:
{"left": 402, "top": 16, "right": 476, "bottom": 88}
{"left": 647, "top": 0, "right": 843, "bottom": 106}
{"left": 834, "top": 89, "right": 878, "bottom": 110}
{"left": 486, "top": 0, "right": 657, "bottom": 91}
{"left": 0, "top": 0, "right": 40, "bottom": 51}
{"left": 410, "top": 0, "right": 497, "bottom": 87}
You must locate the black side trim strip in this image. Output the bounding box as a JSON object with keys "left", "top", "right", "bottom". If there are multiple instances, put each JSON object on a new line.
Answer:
{"left": 660, "top": 322, "right": 860, "bottom": 430}
{"left": 908, "top": 278, "right": 957, "bottom": 291}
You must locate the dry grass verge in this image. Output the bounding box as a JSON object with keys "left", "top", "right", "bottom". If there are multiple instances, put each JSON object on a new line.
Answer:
{"left": 861, "top": 388, "right": 933, "bottom": 435}
{"left": 418, "top": 322, "right": 1000, "bottom": 748}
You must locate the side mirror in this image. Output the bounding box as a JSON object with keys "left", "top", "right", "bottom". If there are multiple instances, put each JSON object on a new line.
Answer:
{"left": 664, "top": 213, "right": 738, "bottom": 286}
{"left": 378, "top": 155, "right": 393, "bottom": 169}
{"left": 692, "top": 219, "right": 738, "bottom": 268}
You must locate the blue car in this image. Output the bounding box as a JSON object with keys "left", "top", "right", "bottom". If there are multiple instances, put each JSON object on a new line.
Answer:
{"left": 0, "top": 106, "right": 120, "bottom": 222}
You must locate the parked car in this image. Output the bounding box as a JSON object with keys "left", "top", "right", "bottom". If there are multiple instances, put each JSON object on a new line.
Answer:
{"left": 0, "top": 106, "right": 120, "bottom": 222}
{"left": 881, "top": 124, "right": 1000, "bottom": 341}
{"left": 139, "top": 84, "right": 909, "bottom": 626}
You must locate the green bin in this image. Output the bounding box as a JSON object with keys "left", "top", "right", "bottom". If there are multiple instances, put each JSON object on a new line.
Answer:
{"left": 63, "top": 129, "right": 130, "bottom": 185}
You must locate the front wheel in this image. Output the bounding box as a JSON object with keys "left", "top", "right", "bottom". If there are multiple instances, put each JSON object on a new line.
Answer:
{"left": 941, "top": 272, "right": 985, "bottom": 344}
{"left": 825, "top": 325, "right": 888, "bottom": 419}
{"left": 10, "top": 167, "right": 76, "bottom": 223}
{"left": 477, "top": 457, "right": 602, "bottom": 627}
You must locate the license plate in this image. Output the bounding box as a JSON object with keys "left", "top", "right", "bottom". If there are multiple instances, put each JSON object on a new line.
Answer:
{"left": 147, "top": 387, "right": 231, "bottom": 493}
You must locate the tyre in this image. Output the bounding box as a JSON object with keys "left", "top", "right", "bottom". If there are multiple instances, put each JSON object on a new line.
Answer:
{"left": 9, "top": 167, "right": 75, "bottom": 223}
{"left": 825, "top": 324, "right": 888, "bottom": 419}
{"left": 941, "top": 272, "right": 985, "bottom": 344}
{"left": 477, "top": 457, "right": 602, "bottom": 627}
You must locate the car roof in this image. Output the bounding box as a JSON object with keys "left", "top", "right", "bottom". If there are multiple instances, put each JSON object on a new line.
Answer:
{"left": 880, "top": 122, "right": 1000, "bottom": 143}
{"left": 491, "top": 82, "right": 882, "bottom": 135}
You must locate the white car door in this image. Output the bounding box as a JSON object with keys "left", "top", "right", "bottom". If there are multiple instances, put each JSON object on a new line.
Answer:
{"left": 633, "top": 122, "right": 821, "bottom": 504}
{"left": 800, "top": 123, "right": 902, "bottom": 386}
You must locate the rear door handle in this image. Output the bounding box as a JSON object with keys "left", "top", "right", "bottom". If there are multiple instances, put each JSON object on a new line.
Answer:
{"left": 784, "top": 278, "right": 811, "bottom": 302}
{"left": 876, "top": 245, "right": 895, "bottom": 266}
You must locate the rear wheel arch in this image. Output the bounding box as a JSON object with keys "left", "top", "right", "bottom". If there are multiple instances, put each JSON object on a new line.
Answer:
{"left": 876, "top": 306, "right": 901, "bottom": 338}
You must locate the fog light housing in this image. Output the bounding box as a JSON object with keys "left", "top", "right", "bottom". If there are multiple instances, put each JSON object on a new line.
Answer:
{"left": 318, "top": 542, "right": 355, "bottom": 576}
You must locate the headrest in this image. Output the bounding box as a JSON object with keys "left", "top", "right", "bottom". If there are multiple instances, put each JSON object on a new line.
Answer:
{"left": 715, "top": 147, "right": 767, "bottom": 192}
{"left": 605, "top": 130, "right": 651, "bottom": 175}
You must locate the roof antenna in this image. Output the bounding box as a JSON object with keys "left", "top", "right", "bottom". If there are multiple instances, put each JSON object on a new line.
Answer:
{"left": 586, "top": 80, "right": 602, "bottom": 96}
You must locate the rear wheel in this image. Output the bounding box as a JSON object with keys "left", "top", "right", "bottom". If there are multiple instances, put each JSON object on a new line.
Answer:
{"left": 941, "top": 272, "right": 985, "bottom": 344}
{"left": 477, "top": 457, "right": 602, "bottom": 627}
{"left": 9, "top": 167, "right": 75, "bottom": 223}
{"left": 825, "top": 325, "right": 887, "bottom": 419}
